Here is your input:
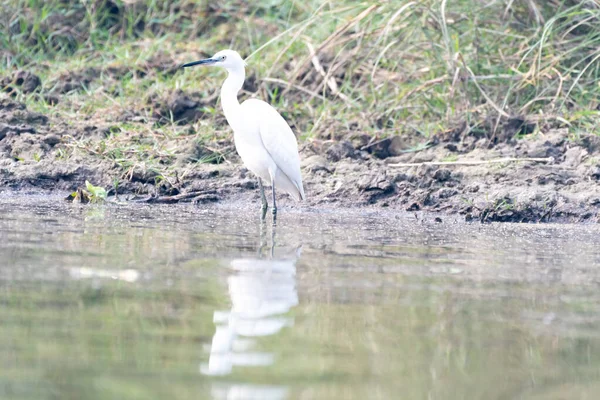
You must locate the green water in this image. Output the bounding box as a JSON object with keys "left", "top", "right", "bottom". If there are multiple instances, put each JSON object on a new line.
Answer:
{"left": 2, "top": 195, "right": 600, "bottom": 400}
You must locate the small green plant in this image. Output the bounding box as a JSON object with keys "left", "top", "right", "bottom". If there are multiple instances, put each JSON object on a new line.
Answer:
{"left": 494, "top": 198, "right": 514, "bottom": 212}
{"left": 112, "top": 178, "right": 120, "bottom": 198}
{"left": 85, "top": 180, "right": 107, "bottom": 203}
{"left": 65, "top": 183, "right": 106, "bottom": 204}
{"left": 441, "top": 154, "right": 459, "bottom": 163}
{"left": 55, "top": 148, "right": 67, "bottom": 160}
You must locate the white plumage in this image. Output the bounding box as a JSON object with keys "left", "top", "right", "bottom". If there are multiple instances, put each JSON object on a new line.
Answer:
{"left": 182, "top": 49, "right": 305, "bottom": 216}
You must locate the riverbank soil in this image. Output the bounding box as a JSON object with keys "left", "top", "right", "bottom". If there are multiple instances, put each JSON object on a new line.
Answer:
{"left": 1, "top": 95, "right": 600, "bottom": 223}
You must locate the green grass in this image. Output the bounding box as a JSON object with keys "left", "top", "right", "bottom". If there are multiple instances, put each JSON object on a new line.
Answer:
{"left": 1, "top": 0, "right": 600, "bottom": 179}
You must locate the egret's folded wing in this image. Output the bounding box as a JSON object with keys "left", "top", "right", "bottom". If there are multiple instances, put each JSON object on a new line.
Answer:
{"left": 244, "top": 100, "right": 305, "bottom": 199}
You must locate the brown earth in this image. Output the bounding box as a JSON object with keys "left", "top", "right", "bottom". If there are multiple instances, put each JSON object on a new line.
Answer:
{"left": 1, "top": 70, "right": 600, "bottom": 223}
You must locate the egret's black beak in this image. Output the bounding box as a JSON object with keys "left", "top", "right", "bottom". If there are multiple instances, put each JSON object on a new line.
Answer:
{"left": 181, "top": 58, "right": 217, "bottom": 68}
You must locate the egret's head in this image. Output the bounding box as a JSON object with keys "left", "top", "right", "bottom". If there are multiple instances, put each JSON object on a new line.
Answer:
{"left": 181, "top": 49, "right": 246, "bottom": 72}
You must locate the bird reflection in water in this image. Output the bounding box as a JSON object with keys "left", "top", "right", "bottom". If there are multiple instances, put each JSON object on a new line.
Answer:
{"left": 201, "top": 222, "right": 300, "bottom": 399}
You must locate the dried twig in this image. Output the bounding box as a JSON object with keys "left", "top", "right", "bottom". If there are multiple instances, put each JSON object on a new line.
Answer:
{"left": 399, "top": 77, "right": 446, "bottom": 101}
{"left": 262, "top": 77, "right": 326, "bottom": 100}
{"left": 305, "top": 41, "right": 357, "bottom": 107}
{"left": 458, "top": 54, "right": 511, "bottom": 118}
{"left": 388, "top": 157, "right": 553, "bottom": 167}
{"left": 132, "top": 190, "right": 219, "bottom": 204}
{"left": 287, "top": 4, "right": 379, "bottom": 86}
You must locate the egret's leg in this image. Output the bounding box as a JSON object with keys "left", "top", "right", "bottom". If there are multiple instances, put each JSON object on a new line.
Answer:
{"left": 258, "top": 179, "right": 268, "bottom": 220}
{"left": 271, "top": 184, "right": 277, "bottom": 216}
{"left": 270, "top": 184, "right": 278, "bottom": 225}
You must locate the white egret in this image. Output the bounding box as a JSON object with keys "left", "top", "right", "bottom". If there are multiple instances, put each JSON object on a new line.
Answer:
{"left": 182, "top": 50, "right": 305, "bottom": 218}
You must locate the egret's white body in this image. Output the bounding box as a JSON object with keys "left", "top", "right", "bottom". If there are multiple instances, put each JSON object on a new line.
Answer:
{"left": 183, "top": 50, "right": 305, "bottom": 215}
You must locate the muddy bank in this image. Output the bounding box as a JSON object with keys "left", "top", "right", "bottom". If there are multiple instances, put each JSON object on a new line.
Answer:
{"left": 1, "top": 94, "right": 600, "bottom": 223}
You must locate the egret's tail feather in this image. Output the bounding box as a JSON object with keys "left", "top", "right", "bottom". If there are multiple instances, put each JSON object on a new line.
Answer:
{"left": 275, "top": 169, "right": 305, "bottom": 202}
{"left": 297, "top": 184, "right": 306, "bottom": 201}
{"left": 286, "top": 184, "right": 303, "bottom": 201}
{"left": 290, "top": 179, "right": 305, "bottom": 201}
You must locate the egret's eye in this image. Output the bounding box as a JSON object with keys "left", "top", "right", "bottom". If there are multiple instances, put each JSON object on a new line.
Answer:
{"left": 220, "top": 55, "right": 227, "bottom": 61}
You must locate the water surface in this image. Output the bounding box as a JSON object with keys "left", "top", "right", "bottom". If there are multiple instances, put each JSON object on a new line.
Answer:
{"left": 2, "top": 195, "right": 600, "bottom": 400}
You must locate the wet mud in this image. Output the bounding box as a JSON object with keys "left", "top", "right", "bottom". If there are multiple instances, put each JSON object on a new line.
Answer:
{"left": 1, "top": 74, "right": 600, "bottom": 223}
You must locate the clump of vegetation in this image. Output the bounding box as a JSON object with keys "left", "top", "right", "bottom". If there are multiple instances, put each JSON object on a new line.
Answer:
{"left": 1, "top": 0, "right": 599, "bottom": 179}
{"left": 65, "top": 180, "right": 107, "bottom": 203}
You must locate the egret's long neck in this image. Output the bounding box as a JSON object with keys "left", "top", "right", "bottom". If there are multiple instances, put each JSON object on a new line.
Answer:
{"left": 221, "top": 67, "right": 245, "bottom": 130}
